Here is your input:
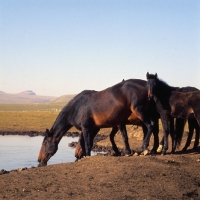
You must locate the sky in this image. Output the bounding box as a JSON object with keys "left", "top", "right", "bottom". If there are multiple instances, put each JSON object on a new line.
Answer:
{"left": 0, "top": 0, "right": 200, "bottom": 97}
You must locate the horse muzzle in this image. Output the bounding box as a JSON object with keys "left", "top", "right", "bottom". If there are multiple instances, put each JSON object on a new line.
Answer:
{"left": 38, "top": 159, "right": 47, "bottom": 167}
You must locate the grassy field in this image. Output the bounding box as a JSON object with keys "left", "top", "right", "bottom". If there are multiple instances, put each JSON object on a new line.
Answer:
{"left": 0, "top": 103, "right": 79, "bottom": 132}
{"left": 0, "top": 103, "right": 188, "bottom": 134}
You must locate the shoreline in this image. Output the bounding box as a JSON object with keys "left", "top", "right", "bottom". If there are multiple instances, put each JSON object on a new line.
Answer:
{"left": 0, "top": 131, "right": 80, "bottom": 137}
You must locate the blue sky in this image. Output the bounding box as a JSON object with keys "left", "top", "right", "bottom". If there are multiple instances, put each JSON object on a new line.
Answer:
{"left": 0, "top": 0, "right": 200, "bottom": 96}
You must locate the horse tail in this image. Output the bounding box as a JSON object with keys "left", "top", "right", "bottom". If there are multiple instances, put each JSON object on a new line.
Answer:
{"left": 175, "top": 118, "right": 186, "bottom": 148}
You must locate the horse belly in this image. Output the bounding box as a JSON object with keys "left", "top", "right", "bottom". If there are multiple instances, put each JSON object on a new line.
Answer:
{"left": 171, "top": 105, "right": 193, "bottom": 119}
{"left": 92, "top": 109, "right": 131, "bottom": 127}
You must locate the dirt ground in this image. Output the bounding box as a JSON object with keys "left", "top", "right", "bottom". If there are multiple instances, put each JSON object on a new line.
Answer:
{"left": 0, "top": 127, "right": 200, "bottom": 200}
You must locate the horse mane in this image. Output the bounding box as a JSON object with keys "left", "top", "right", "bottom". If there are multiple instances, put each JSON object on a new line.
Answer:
{"left": 152, "top": 74, "right": 179, "bottom": 93}
{"left": 50, "top": 90, "right": 97, "bottom": 133}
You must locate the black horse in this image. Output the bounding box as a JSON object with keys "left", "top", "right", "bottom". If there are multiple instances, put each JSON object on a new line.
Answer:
{"left": 38, "top": 79, "right": 159, "bottom": 166}
{"left": 146, "top": 73, "right": 200, "bottom": 154}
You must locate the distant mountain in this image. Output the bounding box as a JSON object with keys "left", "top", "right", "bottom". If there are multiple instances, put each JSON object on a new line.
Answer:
{"left": 17, "top": 90, "right": 36, "bottom": 96}
{"left": 0, "top": 90, "right": 57, "bottom": 104}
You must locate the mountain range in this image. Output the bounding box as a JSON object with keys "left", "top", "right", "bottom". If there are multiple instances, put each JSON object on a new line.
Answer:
{"left": 0, "top": 90, "right": 58, "bottom": 104}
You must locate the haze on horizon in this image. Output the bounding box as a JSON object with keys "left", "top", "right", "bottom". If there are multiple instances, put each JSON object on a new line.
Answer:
{"left": 0, "top": 0, "right": 200, "bottom": 97}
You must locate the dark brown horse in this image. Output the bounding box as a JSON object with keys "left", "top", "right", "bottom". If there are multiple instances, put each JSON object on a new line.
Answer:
{"left": 157, "top": 87, "right": 200, "bottom": 152}
{"left": 74, "top": 111, "right": 153, "bottom": 159}
{"left": 146, "top": 73, "right": 200, "bottom": 154}
{"left": 38, "top": 79, "right": 159, "bottom": 166}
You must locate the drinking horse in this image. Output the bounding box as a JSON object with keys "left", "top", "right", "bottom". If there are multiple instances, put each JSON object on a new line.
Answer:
{"left": 146, "top": 73, "right": 200, "bottom": 155}
{"left": 38, "top": 79, "right": 159, "bottom": 166}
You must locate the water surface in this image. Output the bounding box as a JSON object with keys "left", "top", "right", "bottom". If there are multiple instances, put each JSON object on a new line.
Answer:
{"left": 0, "top": 135, "right": 79, "bottom": 171}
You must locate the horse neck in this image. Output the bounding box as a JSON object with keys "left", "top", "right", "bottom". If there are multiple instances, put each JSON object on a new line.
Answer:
{"left": 51, "top": 110, "right": 72, "bottom": 141}
{"left": 155, "top": 80, "right": 177, "bottom": 101}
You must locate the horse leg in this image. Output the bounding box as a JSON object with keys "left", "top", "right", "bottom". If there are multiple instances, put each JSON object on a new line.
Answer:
{"left": 118, "top": 124, "right": 132, "bottom": 155}
{"left": 75, "top": 133, "right": 86, "bottom": 159}
{"left": 109, "top": 126, "right": 121, "bottom": 156}
{"left": 151, "top": 118, "right": 159, "bottom": 154}
{"left": 134, "top": 110, "right": 154, "bottom": 154}
{"left": 188, "top": 118, "right": 199, "bottom": 150}
{"left": 82, "top": 126, "right": 99, "bottom": 157}
{"left": 157, "top": 137, "right": 164, "bottom": 153}
{"left": 182, "top": 118, "right": 194, "bottom": 151}
{"left": 193, "top": 124, "right": 199, "bottom": 150}
{"left": 193, "top": 112, "right": 200, "bottom": 149}
{"left": 175, "top": 118, "right": 186, "bottom": 152}
{"left": 169, "top": 117, "right": 176, "bottom": 154}
{"left": 160, "top": 114, "right": 171, "bottom": 155}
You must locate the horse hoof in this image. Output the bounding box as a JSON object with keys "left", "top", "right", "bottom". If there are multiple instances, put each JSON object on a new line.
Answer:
{"left": 125, "top": 153, "right": 133, "bottom": 157}
{"left": 157, "top": 145, "right": 163, "bottom": 153}
{"left": 150, "top": 150, "right": 157, "bottom": 155}
{"left": 111, "top": 152, "right": 121, "bottom": 156}
{"left": 143, "top": 149, "right": 149, "bottom": 156}
{"left": 192, "top": 147, "right": 197, "bottom": 151}
{"left": 161, "top": 152, "right": 166, "bottom": 156}
{"left": 182, "top": 148, "right": 187, "bottom": 151}
{"left": 134, "top": 152, "right": 139, "bottom": 156}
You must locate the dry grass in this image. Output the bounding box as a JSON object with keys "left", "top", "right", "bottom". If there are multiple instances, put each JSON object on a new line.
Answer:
{"left": 0, "top": 111, "right": 57, "bottom": 132}
{"left": 0, "top": 103, "right": 189, "bottom": 134}
{"left": 0, "top": 103, "right": 78, "bottom": 132}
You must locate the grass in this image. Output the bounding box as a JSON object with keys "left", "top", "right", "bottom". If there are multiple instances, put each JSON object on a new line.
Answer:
{"left": 0, "top": 103, "right": 78, "bottom": 132}
{"left": 0, "top": 103, "right": 189, "bottom": 134}
{"left": 0, "top": 102, "right": 66, "bottom": 111}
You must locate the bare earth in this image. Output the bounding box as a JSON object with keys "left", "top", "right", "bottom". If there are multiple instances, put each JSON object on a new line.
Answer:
{"left": 0, "top": 127, "right": 200, "bottom": 200}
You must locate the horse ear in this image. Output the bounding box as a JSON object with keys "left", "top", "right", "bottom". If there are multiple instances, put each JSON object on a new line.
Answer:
{"left": 155, "top": 73, "right": 157, "bottom": 79}
{"left": 146, "top": 72, "right": 149, "bottom": 79}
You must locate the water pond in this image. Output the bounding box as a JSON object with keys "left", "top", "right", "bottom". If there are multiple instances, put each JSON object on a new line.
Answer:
{"left": 0, "top": 135, "right": 80, "bottom": 171}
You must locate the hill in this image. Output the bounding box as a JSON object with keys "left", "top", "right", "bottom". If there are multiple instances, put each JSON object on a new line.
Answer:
{"left": 51, "top": 94, "right": 76, "bottom": 103}
{"left": 0, "top": 90, "right": 57, "bottom": 104}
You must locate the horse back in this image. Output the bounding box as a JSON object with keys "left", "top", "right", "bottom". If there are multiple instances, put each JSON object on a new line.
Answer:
{"left": 83, "top": 79, "right": 149, "bottom": 127}
{"left": 170, "top": 90, "right": 200, "bottom": 119}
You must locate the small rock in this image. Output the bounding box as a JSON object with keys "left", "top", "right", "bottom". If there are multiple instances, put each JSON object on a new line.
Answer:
{"left": 0, "top": 169, "right": 9, "bottom": 175}
{"left": 18, "top": 167, "right": 27, "bottom": 171}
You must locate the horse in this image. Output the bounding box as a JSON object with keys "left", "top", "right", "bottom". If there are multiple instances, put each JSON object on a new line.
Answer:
{"left": 75, "top": 81, "right": 153, "bottom": 159}
{"left": 38, "top": 79, "right": 159, "bottom": 166}
{"left": 157, "top": 87, "right": 200, "bottom": 152}
{"left": 146, "top": 72, "right": 200, "bottom": 155}
{"left": 74, "top": 111, "right": 155, "bottom": 159}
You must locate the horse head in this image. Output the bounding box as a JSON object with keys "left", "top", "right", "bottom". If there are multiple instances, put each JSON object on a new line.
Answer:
{"left": 38, "top": 129, "right": 58, "bottom": 167}
{"left": 146, "top": 72, "right": 158, "bottom": 100}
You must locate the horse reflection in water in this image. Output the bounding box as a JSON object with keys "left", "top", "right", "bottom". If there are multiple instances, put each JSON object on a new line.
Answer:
{"left": 38, "top": 79, "right": 159, "bottom": 166}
